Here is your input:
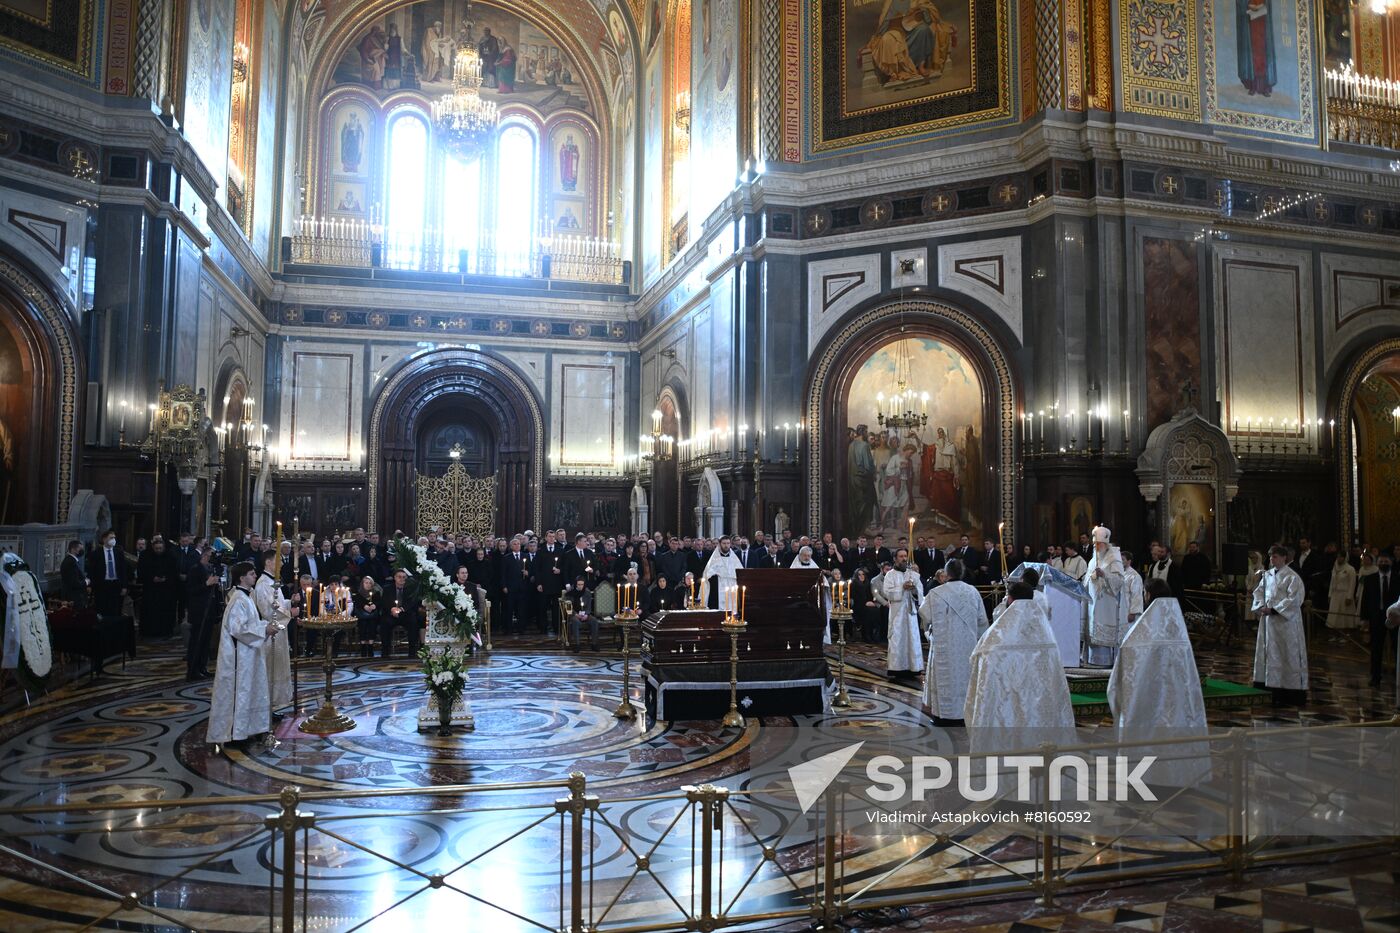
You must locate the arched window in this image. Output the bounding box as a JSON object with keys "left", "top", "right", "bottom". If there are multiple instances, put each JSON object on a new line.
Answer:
{"left": 494, "top": 122, "right": 538, "bottom": 276}
{"left": 442, "top": 153, "right": 482, "bottom": 273}
{"left": 385, "top": 111, "right": 430, "bottom": 267}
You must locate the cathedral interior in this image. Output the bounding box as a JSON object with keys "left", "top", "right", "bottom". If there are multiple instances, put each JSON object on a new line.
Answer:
{"left": 0, "top": 0, "right": 1399, "bottom": 929}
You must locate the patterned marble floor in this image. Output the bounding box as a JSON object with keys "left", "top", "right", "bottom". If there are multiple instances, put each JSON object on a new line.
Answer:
{"left": 0, "top": 633, "right": 1393, "bottom": 931}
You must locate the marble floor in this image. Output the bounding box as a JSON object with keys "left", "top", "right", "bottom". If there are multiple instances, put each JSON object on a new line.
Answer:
{"left": 0, "top": 631, "right": 1393, "bottom": 931}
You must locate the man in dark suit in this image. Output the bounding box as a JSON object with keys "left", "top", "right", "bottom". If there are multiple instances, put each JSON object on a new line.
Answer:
{"left": 1363, "top": 554, "right": 1399, "bottom": 687}
{"left": 1182, "top": 541, "right": 1212, "bottom": 590}
{"left": 686, "top": 540, "right": 709, "bottom": 580}
{"left": 184, "top": 546, "right": 220, "bottom": 680}
{"left": 952, "top": 534, "right": 981, "bottom": 578}
{"left": 747, "top": 542, "right": 776, "bottom": 568}
{"left": 1145, "top": 541, "right": 1184, "bottom": 601}
{"left": 499, "top": 537, "right": 531, "bottom": 634}
{"left": 979, "top": 538, "right": 1002, "bottom": 584}
{"left": 913, "top": 537, "right": 945, "bottom": 579}
{"left": 382, "top": 568, "right": 424, "bottom": 657}
{"left": 537, "top": 533, "right": 564, "bottom": 637}
{"left": 560, "top": 533, "right": 597, "bottom": 589}
{"left": 1291, "top": 538, "right": 1325, "bottom": 597}
{"left": 60, "top": 539, "right": 89, "bottom": 608}
{"left": 871, "top": 535, "right": 893, "bottom": 569}
{"left": 523, "top": 538, "right": 547, "bottom": 634}
{"left": 88, "top": 530, "right": 128, "bottom": 618}
{"left": 655, "top": 536, "right": 689, "bottom": 586}
{"left": 298, "top": 541, "right": 324, "bottom": 585}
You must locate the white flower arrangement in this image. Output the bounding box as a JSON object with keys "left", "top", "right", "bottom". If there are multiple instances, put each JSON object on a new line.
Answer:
{"left": 420, "top": 644, "right": 472, "bottom": 703}
{"left": 391, "top": 535, "right": 481, "bottom": 645}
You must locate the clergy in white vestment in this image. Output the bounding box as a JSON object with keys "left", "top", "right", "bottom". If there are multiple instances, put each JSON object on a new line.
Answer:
{"left": 207, "top": 562, "right": 277, "bottom": 749}
{"left": 1083, "top": 526, "right": 1130, "bottom": 667}
{"left": 699, "top": 536, "right": 744, "bottom": 609}
{"left": 919, "top": 559, "right": 987, "bottom": 724}
{"left": 1059, "top": 546, "right": 1087, "bottom": 581}
{"left": 791, "top": 547, "right": 830, "bottom": 643}
{"left": 881, "top": 548, "right": 924, "bottom": 680}
{"left": 255, "top": 553, "right": 295, "bottom": 714}
{"left": 965, "top": 581, "right": 1076, "bottom": 751}
{"left": 1250, "top": 545, "right": 1309, "bottom": 706}
{"left": 1107, "top": 580, "right": 1210, "bottom": 786}
{"left": 1121, "top": 550, "right": 1145, "bottom": 626}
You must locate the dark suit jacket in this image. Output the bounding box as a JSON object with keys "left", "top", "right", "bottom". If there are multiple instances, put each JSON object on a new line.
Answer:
{"left": 88, "top": 545, "right": 129, "bottom": 585}
{"left": 654, "top": 549, "right": 689, "bottom": 585}
{"left": 559, "top": 547, "right": 596, "bottom": 587}
{"left": 1362, "top": 570, "right": 1400, "bottom": 623}
{"left": 913, "top": 547, "right": 945, "bottom": 578}
{"left": 298, "top": 553, "right": 326, "bottom": 583}
{"left": 648, "top": 584, "right": 682, "bottom": 613}
{"left": 60, "top": 553, "right": 87, "bottom": 604}
{"left": 385, "top": 583, "right": 423, "bottom": 627}
{"left": 502, "top": 551, "right": 532, "bottom": 595}
{"left": 951, "top": 546, "right": 981, "bottom": 574}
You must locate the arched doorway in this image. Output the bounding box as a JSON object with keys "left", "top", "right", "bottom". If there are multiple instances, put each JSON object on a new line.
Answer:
{"left": 1336, "top": 339, "right": 1400, "bottom": 545}
{"left": 806, "top": 297, "right": 1018, "bottom": 546}
{"left": 0, "top": 250, "right": 81, "bottom": 524}
{"left": 650, "top": 388, "right": 684, "bottom": 536}
{"left": 367, "top": 349, "right": 543, "bottom": 535}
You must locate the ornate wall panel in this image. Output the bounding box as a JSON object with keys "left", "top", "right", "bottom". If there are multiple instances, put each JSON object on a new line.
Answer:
{"left": 1121, "top": 0, "right": 1199, "bottom": 120}
{"left": 1213, "top": 244, "right": 1316, "bottom": 451}
{"left": 0, "top": 0, "right": 98, "bottom": 84}
{"left": 278, "top": 342, "right": 364, "bottom": 469}
{"left": 936, "top": 236, "right": 1023, "bottom": 344}
{"left": 551, "top": 352, "right": 626, "bottom": 469}
{"left": 1320, "top": 252, "right": 1400, "bottom": 370}
{"left": 806, "top": 254, "right": 881, "bottom": 355}
{"left": 808, "top": 0, "right": 1013, "bottom": 154}
{"left": 1142, "top": 236, "right": 1201, "bottom": 435}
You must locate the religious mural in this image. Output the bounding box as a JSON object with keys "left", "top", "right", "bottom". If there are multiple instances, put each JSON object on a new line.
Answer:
{"left": 1167, "top": 482, "right": 1215, "bottom": 558}
{"left": 183, "top": 0, "right": 236, "bottom": 194}
{"left": 0, "top": 315, "right": 30, "bottom": 524}
{"left": 1202, "top": 0, "right": 1317, "bottom": 141}
{"left": 690, "top": 0, "right": 737, "bottom": 218}
{"left": 810, "top": 0, "right": 1011, "bottom": 154}
{"left": 840, "top": 337, "right": 985, "bottom": 543}
{"left": 331, "top": 0, "right": 594, "bottom": 118}
{"left": 1354, "top": 374, "right": 1400, "bottom": 549}
{"left": 1321, "top": 0, "right": 1352, "bottom": 69}
{"left": 641, "top": 51, "right": 664, "bottom": 280}
{"left": 1142, "top": 237, "right": 1202, "bottom": 433}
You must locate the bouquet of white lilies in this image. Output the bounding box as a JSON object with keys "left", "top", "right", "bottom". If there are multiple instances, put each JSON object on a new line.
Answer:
{"left": 390, "top": 535, "right": 481, "bottom": 646}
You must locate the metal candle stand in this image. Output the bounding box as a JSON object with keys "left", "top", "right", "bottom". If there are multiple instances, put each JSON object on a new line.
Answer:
{"left": 720, "top": 615, "right": 748, "bottom": 728}
{"left": 829, "top": 606, "right": 853, "bottom": 709}
{"left": 613, "top": 612, "right": 640, "bottom": 722}
{"left": 298, "top": 614, "right": 358, "bottom": 736}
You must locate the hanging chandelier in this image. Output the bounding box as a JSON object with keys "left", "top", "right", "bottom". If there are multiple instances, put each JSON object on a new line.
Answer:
{"left": 431, "top": 46, "right": 499, "bottom": 161}
{"left": 876, "top": 337, "right": 929, "bottom": 432}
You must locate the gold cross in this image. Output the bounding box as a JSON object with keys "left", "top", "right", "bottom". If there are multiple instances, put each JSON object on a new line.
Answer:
{"left": 1262, "top": 195, "right": 1278, "bottom": 214}
{"left": 1313, "top": 201, "right": 1328, "bottom": 220}
{"left": 1364, "top": 207, "right": 1377, "bottom": 224}
{"left": 411, "top": 315, "right": 427, "bottom": 327}
{"left": 1214, "top": 188, "right": 1226, "bottom": 208}
{"left": 998, "top": 183, "right": 1018, "bottom": 204}
{"left": 807, "top": 213, "right": 826, "bottom": 232}
{"left": 866, "top": 202, "right": 887, "bottom": 222}
{"left": 931, "top": 194, "right": 950, "bottom": 212}
{"left": 1160, "top": 175, "right": 1179, "bottom": 195}
{"left": 67, "top": 148, "right": 92, "bottom": 173}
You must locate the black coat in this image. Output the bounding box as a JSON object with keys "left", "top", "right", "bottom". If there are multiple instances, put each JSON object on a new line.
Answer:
{"left": 559, "top": 547, "right": 596, "bottom": 587}
{"left": 502, "top": 550, "right": 532, "bottom": 596}
{"left": 649, "top": 583, "right": 682, "bottom": 613}
{"left": 913, "top": 547, "right": 945, "bottom": 578}
{"left": 60, "top": 552, "right": 88, "bottom": 604}
{"left": 654, "top": 549, "right": 689, "bottom": 585}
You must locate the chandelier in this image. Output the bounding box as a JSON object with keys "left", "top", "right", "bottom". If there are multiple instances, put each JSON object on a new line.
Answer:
{"left": 876, "top": 338, "right": 929, "bottom": 431}
{"left": 431, "top": 46, "right": 499, "bottom": 161}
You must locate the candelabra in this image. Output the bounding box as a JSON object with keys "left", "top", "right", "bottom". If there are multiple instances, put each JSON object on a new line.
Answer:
{"left": 614, "top": 615, "right": 641, "bottom": 722}
{"left": 642, "top": 408, "right": 675, "bottom": 464}
{"left": 830, "top": 581, "right": 853, "bottom": 710}
{"left": 298, "top": 592, "right": 358, "bottom": 736}
{"left": 720, "top": 585, "right": 747, "bottom": 728}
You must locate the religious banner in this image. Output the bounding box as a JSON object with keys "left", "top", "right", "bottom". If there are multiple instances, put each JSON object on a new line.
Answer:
{"left": 1202, "top": 0, "right": 1318, "bottom": 142}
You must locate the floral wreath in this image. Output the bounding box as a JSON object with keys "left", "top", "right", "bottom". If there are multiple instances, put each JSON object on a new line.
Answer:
{"left": 389, "top": 535, "right": 481, "bottom": 646}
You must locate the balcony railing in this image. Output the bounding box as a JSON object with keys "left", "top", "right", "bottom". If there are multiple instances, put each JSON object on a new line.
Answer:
{"left": 286, "top": 216, "right": 629, "bottom": 285}
{"left": 1325, "top": 66, "right": 1400, "bottom": 150}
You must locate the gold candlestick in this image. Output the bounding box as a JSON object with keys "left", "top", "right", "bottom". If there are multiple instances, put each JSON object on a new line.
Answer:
{"left": 721, "top": 616, "right": 747, "bottom": 728}
{"left": 831, "top": 605, "right": 853, "bottom": 709}
{"left": 615, "top": 616, "right": 640, "bottom": 721}
{"left": 298, "top": 613, "right": 357, "bottom": 736}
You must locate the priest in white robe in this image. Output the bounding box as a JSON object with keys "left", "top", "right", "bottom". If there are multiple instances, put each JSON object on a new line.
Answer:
{"left": 965, "top": 581, "right": 1076, "bottom": 750}
{"left": 207, "top": 562, "right": 277, "bottom": 750}
{"left": 1107, "top": 580, "right": 1210, "bottom": 786}
{"left": 255, "top": 553, "right": 296, "bottom": 715}
{"left": 919, "top": 558, "right": 986, "bottom": 724}
{"left": 791, "top": 547, "right": 830, "bottom": 644}
{"left": 1083, "top": 526, "right": 1130, "bottom": 667}
{"left": 1122, "top": 550, "right": 1145, "bottom": 626}
{"left": 881, "top": 548, "right": 924, "bottom": 681}
{"left": 699, "top": 536, "right": 744, "bottom": 609}
{"left": 1250, "top": 544, "right": 1309, "bottom": 706}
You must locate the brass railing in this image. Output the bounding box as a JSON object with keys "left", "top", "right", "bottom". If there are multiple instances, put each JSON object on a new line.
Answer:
{"left": 0, "top": 719, "right": 1395, "bottom": 931}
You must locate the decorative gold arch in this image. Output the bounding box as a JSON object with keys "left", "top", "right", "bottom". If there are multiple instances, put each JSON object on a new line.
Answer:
{"left": 1333, "top": 337, "right": 1400, "bottom": 543}
{"left": 300, "top": 0, "right": 615, "bottom": 216}
{"left": 366, "top": 347, "right": 544, "bottom": 532}
{"left": 804, "top": 298, "right": 1019, "bottom": 544}
{"left": 0, "top": 251, "right": 81, "bottom": 523}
